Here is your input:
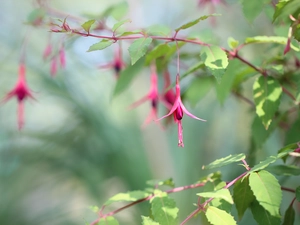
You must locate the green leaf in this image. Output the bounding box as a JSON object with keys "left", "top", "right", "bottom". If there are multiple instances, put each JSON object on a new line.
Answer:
{"left": 249, "top": 170, "right": 282, "bottom": 217}
{"left": 250, "top": 200, "right": 281, "bottom": 225}
{"left": 81, "top": 19, "right": 95, "bottom": 33}
{"left": 210, "top": 198, "right": 232, "bottom": 213}
{"left": 285, "top": 115, "right": 300, "bottom": 144}
{"left": 282, "top": 203, "right": 295, "bottom": 225}
{"left": 227, "top": 37, "right": 239, "bottom": 49}
{"left": 175, "top": 14, "right": 220, "bottom": 32}
{"left": 215, "top": 59, "right": 241, "bottom": 104}
{"left": 273, "top": 0, "right": 300, "bottom": 23}
{"left": 242, "top": 0, "right": 266, "bottom": 23}
{"left": 205, "top": 206, "right": 237, "bottom": 225}
{"left": 253, "top": 76, "right": 282, "bottom": 129}
{"left": 101, "top": 2, "right": 129, "bottom": 20}
{"left": 233, "top": 176, "right": 255, "bottom": 219}
{"left": 128, "top": 37, "right": 152, "bottom": 65}
{"left": 112, "top": 18, "right": 131, "bottom": 32}
{"left": 244, "top": 36, "right": 300, "bottom": 51}
{"left": 97, "top": 216, "right": 119, "bottom": 225}
{"left": 27, "top": 8, "right": 46, "bottom": 24}
{"left": 145, "top": 43, "right": 171, "bottom": 65}
{"left": 104, "top": 190, "right": 149, "bottom": 205}
{"left": 146, "top": 178, "right": 175, "bottom": 188}
{"left": 141, "top": 216, "right": 160, "bottom": 225}
{"left": 296, "top": 186, "right": 300, "bottom": 202}
{"left": 87, "top": 39, "right": 114, "bottom": 52}
{"left": 278, "top": 142, "right": 299, "bottom": 163}
{"left": 150, "top": 190, "right": 178, "bottom": 225}
{"left": 113, "top": 56, "right": 145, "bottom": 97}
{"left": 200, "top": 45, "right": 229, "bottom": 82}
{"left": 197, "top": 189, "right": 233, "bottom": 204}
{"left": 202, "top": 153, "right": 245, "bottom": 170}
{"left": 117, "top": 30, "right": 142, "bottom": 37}
{"left": 266, "top": 165, "right": 300, "bottom": 176}
{"left": 89, "top": 205, "right": 100, "bottom": 213}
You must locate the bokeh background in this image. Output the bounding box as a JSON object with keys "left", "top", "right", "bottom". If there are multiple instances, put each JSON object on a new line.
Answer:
{"left": 0, "top": 0, "right": 298, "bottom": 224}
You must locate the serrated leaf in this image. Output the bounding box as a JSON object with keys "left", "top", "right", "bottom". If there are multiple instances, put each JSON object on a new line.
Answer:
{"left": 245, "top": 36, "right": 300, "bottom": 51}
{"left": 249, "top": 170, "right": 282, "bottom": 217}
{"left": 198, "top": 189, "right": 233, "bottom": 204}
{"left": 242, "top": 0, "right": 265, "bottom": 23}
{"left": 112, "top": 18, "right": 131, "bottom": 32}
{"left": 200, "top": 45, "right": 228, "bottom": 82}
{"left": 87, "top": 39, "right": 114, "bottom": 52}
{"left": 253, "top": 76, "right": 282, "bottom": 129}
{"left": 113, "top": 57, "right": 145, "bottom": 97}
{"left": 145, "top": 44, "right": 171, "bottom": 65}
{"left": 104, "top": 190, "right": 149, "bottom": 205}
{"left": 296, "top": 186, "right": 300, "bottom": 202}
{"left": 205, "top": 206, "right": 237, "bottom": 225}
{"left": 203, "top": 153, "right": 245, "bottom": 170}
{"left": 282, "top": 203, "right": 295, "bottom": 225}
{"left": 227, "top": 37, "right": 239, "bottom": 49}
{"left": 250, "top": 200, "right": 281, "bottom": 225}
{"left": 266, "top": 165, "right": 300, "bottom": 176}
{"left": 128, "top": 37, "right": 152, "bottom": 65}
{"left": 141, "top": 216, "right": 160, "bottom": 225}
{"left": 233, "top": 176, "right": 255, "bottom": 219}
{"left": 81, "top": 19, "right": 95, "bottom": 33}
{"left": 97, "top": 216, "right": 119, "bottom": 225}
{"left": 150, "top": 190, "right": 178, "bottom": 225}
{"left": 175, "top": 14, "right": 220, "bottom": 32}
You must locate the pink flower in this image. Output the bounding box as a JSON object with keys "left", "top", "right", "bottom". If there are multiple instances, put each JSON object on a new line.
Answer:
{"left": 50, "top": 56, "right": 58, "bottom": 76}
{"left": 43, "top": 44, "right": 52, "bottom": 60}
{"left": 59, "top": 45, "right": 66, "bottom": 68}
{"left": 157, "top": 74, "right": 206, "bottom": 147}
{"left": 1, "top": 64, "right": 35, "bottom": 130}
{"left": 129, "top": 70, "right": 161, "bottom": 128}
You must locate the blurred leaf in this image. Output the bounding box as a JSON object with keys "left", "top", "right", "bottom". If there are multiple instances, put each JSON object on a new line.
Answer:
{"left": 266, "top": 165, "right": 300, "bottom": 176}
{"left": 146, "top": 178, "right": 175, "bottom": 188}
{"left": 253, "top": 76, "right": 282, "bottom": 129}
{"left": 250, "top": 200, "right": 281, "bottom": 225}
{"left": 282, "top": 203, "right": 295, "bottom": 225}
{"left": 113, "top": 56, "right": 145, "bottom": 97}
{"left": 210, "top": 198, "right": 232, "bottom": 213}
{"left": 128, "top": 37, "right": 152, "bottom": 65}
{"left": 277, "top": 142, "right": 298, "bottom": 163}
{"left": 150, "top": 190, "right": 178, "bottom": 225}
{"left": 227, "top": 37, "right": 239, "bottom": 49}
{"left": 27, "top": 8, "right": 45, "bottom": 24}
{"left": 245, "top": 36, "right": 300, "bottom": 51}
{"left": 285, "top": 114, "right": 300, "bottom": 144}
{"left": 89, "top": 205, "right": 100, "bottom": 213}
{"left": 200, "top": 45, "right": 229, "bottom": 82}
{"left": 273, "top": 0, "right": 300, "bottom": 23}
{"left": 112, "top": 18, "right": 131, "bottom": 32}
{"left": 202, "top": 153, "right": 245, "bottom": 170}
{"left": 81, "top": 19, "right": 95, "bottom": 33}
{"left": 175, "top": 14, "right": 220, "bottom": 32}
{"left": 249, "top": 170, "right": 281, "bottom": 217}
{"left": 87, "top": 39, "right": 114, "bottom": 52}
{"left": 97, "top": 216, "right": 119, "bottom": 225}
{"left": 117, "top": 30, "right": 142, "bottom": 37}
{"left": 101, "top": 2, "right": 129, "bottom": 20}
{"left": 296, "top": 186, "right": 300, "bottom": 202}
{"left": 181, "top": 61, "right": 205, "bottom": 79}
{"left": 233, "top": 176, "right": 255, "bottom": 220}
{"left": 242, "top": 0, "right": 265, "bottom": 23}
{"left": 146, "top": 43, "right": 171, "bottom": 65}
{"left": 104, "top": 190, "right": 149, "bottom": 205}
{"left": 141, "top": 216, "right": 160, "bottom": 225}
{"left": 197, "top": 189, "right": 233, "bottom": 204}
{"left": 205, "top": 206, "right": 237, "bottom": 225}
{"left": 146, "top": 24, "right": 171, "bottom": 36}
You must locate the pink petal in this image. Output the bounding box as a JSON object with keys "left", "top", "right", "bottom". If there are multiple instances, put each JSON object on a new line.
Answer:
{"left": 179, "top": 99, "right": 206, "bottom": 121}
{"left": 128, "top": 95, "right": 149, "bottom": 109}
{"left": 156, "top": 100, "right": 179, "bottom": 121}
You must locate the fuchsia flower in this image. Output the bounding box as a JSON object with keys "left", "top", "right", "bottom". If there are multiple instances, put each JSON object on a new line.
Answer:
{"left": 157, "top": 74, "right": 206, "bottom": 147}
{"left": 50, "top": 56, "right": 58, "bottom": 76}
{"left": 59, "top": 45, "right": 66, "bottom": 68}
{"left": 129, "top": 69, "right": 161, "bottom": 128}
{"left": 43, "top": 44, "right": 52, "bottom": 60}
{"left": 1, "top": 64, "right": 35, "bottom": 130}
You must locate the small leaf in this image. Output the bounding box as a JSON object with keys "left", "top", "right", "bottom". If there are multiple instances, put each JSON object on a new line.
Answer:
{"left": 112, "top": 18, "right": 131, "bottom": 32}
{"left": 266, "top": 165, "right": 300, "bottom": 176}
{"left": 233, "top": 176, "right": 255, "bottom": 220}
{"left": 175, "top": 14, "right": 220, "bottom": 32}
{"left": 282, "top": 203, "right": 295, "bottom": 225}
{"left": 141, "top": 216, "right": 160, "bottom": 225}
{"left": 87, "top": 39, "right": 114, "bottom": 52}
{"left": 296, "top": 186, "right": 300, "bottom": 202}
{"left": 197, "top": 189, "right": 233, "bottom": 204}
{"left": 205, "top": 206, "right": 237, "bottom": 225}
{"left": 249, "top": 170, "right": 282, "bottom": 217}
{"left": 203, "top": 153, "right": 245, "bottom": 170}
{"left": 200, "top": 45, "right": 228, "bottom": 82}
{"left": 113, "top": 56, "right": 145, "bottom": 97}
{"left": 245, "top": 36, "right": 300, "bottom": 51}
{"left": 150, "top": 190, "right": 178, "bottom": 225}
{"left": 104, "top": 190, "right": 149, "bottom": 205}
{"left": 89, "top": 205, "right": 100, "bottom": 213}
{"left": 253, "top": 76, "right": 282, "bottom": 129}
{"left": 210, "top": 198, "right": 232, "bottom": 213}
{"left": 97, "top": 216, "right": 119, "bottom": 225}
{"left": 250, "top": 200, "right": 281, "bottom": 225}
{"left": 128, "top": 37, "right": 152, "bottom": 65}
{"left": 81, "top": 19, "right": 95, "bottom": 33}
{"left": 278, "top": 142, "right": 299, "bottom": 163}
{"left": 145, "top": 43, "right": 171, "bottom": 65}
{"left": 227, "top": 37, "right": 239, "bottom": 49}
{"left": 117, "top": 30, "right": 142, "bottom": 37}
{"left": 242, "top": 0, "right": 265, "bottom": 23}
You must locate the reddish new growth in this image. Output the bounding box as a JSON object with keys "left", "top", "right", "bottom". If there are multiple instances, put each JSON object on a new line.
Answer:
{"left": 158, "top": 74, "right": 206, "bottom": 147}
{"left": 1, "top": 64, "right": 35, "bottom": 130}
{"left": 129, "top": 67, "right": 161, "bottom": 128}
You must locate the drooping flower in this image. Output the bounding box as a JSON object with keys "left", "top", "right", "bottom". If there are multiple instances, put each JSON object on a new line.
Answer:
{"left": 129, "top": 68, "right": 161, "bottom": 128}
{"left": 157, "top": 74, "right": 206, "bottom": 147}
{"left": 50, "top": 56, "right": 58, "bottom": 76}
{"left": 43, "top": 43, "right": 52, "bottom": 60}
{"left": 59, "top": 45, "right": 66, "bottom": 68}
{"left": 1, "top": 63, "right": 35, "bottom": 130}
